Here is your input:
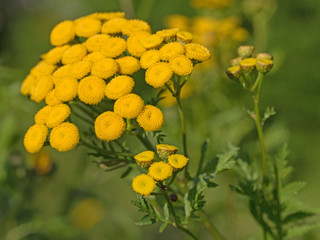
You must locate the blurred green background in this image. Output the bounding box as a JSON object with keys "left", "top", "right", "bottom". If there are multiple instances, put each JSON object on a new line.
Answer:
{"left": 0, "top": 0, "right": 319, "bottom": 239}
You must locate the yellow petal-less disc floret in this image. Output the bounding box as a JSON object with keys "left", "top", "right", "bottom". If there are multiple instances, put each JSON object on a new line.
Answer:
{"left": 24, "top": 124, "right": 48, "bottom": 153}
{"left": 101, "top": 18, "right": 127, "bottom": 35}
{"left": 142, "top": 34, "right": 163, "bottom": 49}
{"left": 116, "top": 56, "right": 140, "bottom": 75}
{"left": 239, "top": 58, "right": 256, "bottom": 73}
{"left": 20, "top": 74, "right": 37, "bottom": 96}
{"left": 46, "top": 104, "right": 71, "bottom": 128}
{"left": 127, "top": 31, "right": 151, "bottom": 57}
{"left": 91, "top": 58, "right": 118, "bottom": 79}
{"left": 168, "top": 154, "right": 189, "bottom": 171}
{"left": 159, "top": 42, "right": 185, "bottom": 61}
{"left": 55, "top": 77, "right": 79, "bottom": 102}
{"left": 31, "top": 75, "right": 54, "bottom": 103}
{"left": 50, "top": 20, "right": 75, "bottom": 46}
{"left": 30, "top": 61, "right": 57, "bottom": 78}
{"left": 132, "top": 174, "right": 156, "bottom": 196}
{"left": 105, "top": 75, "right": 135, "bottom": 100}
{"left": 134, "top": 151, "right": 155, "bottom": 168}
{"left": 185, "top": 43, "right": 211, "bottom": 61}
{"left": 156, "top": 28, "right": 179, "bottom": 41}
{"left": 83, "top": 52, "right": 105, "bottom": 63}
{"left": 176, "top": 31, "right": 193, "bottom": 44}
{"left": 70, "top": 60, "right": 92, "bottom": 79}
{"left": 78, "top": 76, "right": 106, "bottom": 105}
{"left": 140, "top": 50, "right": 160, "bottom": 69}
{"left": 145, "top": 62, "right": 173, "bottom": 88}
{"left": 45, "top": 89, "right": 62, "bottom": 106}
{"left": 62, "top": 44, "right": 87, "bottom": 65}
{"left": 156, "top": 144, "right": 179, "bottom": 159}
{"left": 148, "top": 161, "right": 172, "bottom": 181}
{"left": 75, "top": 17, "right": 101, "bottom": 37}
{"left": 101, "top": 37, "right": 126, "bottom": 58}
{"left": 84, "top": 34, "right": 110, "bottom": 52}
{"left": 49, "top": 122, "right": 80, "bottom": 152}
{"left": 94, "top": 111, "right": 126, "bottom": 141}
{"left": 170, "top": 55, "right": 193, "bottom": 76}
{"left": 114, "top": 93, "right": 144, "bottom": 119}
{"left": 122, "top": 19, "right": 151, "bottom": 36}
{"left": 137, "top": 105, "right": 164, "bottom": 131}
{"left": 44, "top": 45, "right": 70, "bottom": 65}
{"left": 52, "top": 65, "right": 71, "bottom": 79}
{"left": 35, "top": 105, "right": 52, "bottom": 125}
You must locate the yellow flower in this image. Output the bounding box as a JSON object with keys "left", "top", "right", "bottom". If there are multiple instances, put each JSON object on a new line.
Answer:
{"left": 70, "top": 60, "right": 92, "bottom": 79}
{"left": 145, "top": 62, "right": 173, "bottom": 88}
{"left": 83, "top": 52, "right": 105, "bottom": 63}
{"left": 132, "top": 174, "right": 156, "bottom": 196}
{"left": 114, "top": 93, "right": 144, "bottom": 119}
{"left": 94, "top": 111, "right": 126, "bottom": 141}
{"left": 101, "top": 37, "right": 126, "bottom": 58}
{"left": 44, "top": 45, "right": 70, "bottom": 64}
{"left": 170, "top": 55, "right": 193, "bottom": 76}
{"left": 140, "top": 50, "right": 160, "bottom": 69}
{"left": 105, "top": 75, "right": 135, "bottom": 100}
{"left": 134, "top": 151, "right": 155, "bottom": 168}
{"left": 127, "top": 31, "right": 151, "bottom": 57}
{"left": 239, "top": 58, "right": 256, "bottom": 73}
{"left": 185, "top": 43, "right": 211, "bottom": 61}
{"left": 75, "top": 17, "right": 101, "bottom": 37}
{"left": 62, "top": 44, "right": 87, "bottom": 65}
{"left": 52, "top": 65, "right": 72, "bottom": 79}
{"left": 142, "top": 34, "right": 163, "bottom": 49}
{"left": 89, "top": 12, "right": 126, "bottom": 21}
{"left": 50, "top": 20, "right": 75, "bottom": 46}
{"left": 24, "top": 124, "right": 48, "bottom": 153}
{"left": 45, "top": 89, "right": 62, "bottom": 106}
{"left": 20, "top": 74, "right": 37, "bottom": 96}
{"left": 35, "top": 105, "right": 52, "bottom": 125}
{"left": 156, "top": 28, "right": 179, "bottom": 41}
{"left": 176, "top": 31, "right": 193, "bottom": 44}
{"left": 116, "top": 56, "right": 140, "bottom": 75}
{"left": 159, "top": 42, "right": 185, "bottom": 61}
{"left": 168, "top": 154, "right": 189, "bottom": 171}
{"left": 137, "top": 105, "right": 164, "bottom": 131}
{"left": 156, "top": 144, "right": 179, "bottom": 159}
{"left": 78, "top": 76, "right": 106, "bottom": 105}
{"left": 84, "top": 34, "right": 110, "bottom": 52}
{"left": 31, "top": 75, "right": 54, "bottom": 103}
{"left": 101, "top": 18, "right": 127, "bottom": 34}
{"left": 54, "top": 77, "right": 79, "bottom": 102}
{"left": 46, "top": 104, "right": 71, "bottom": 128}
{"left": 91, "top": 58, "right": 118, "bottom": 79}
{"left": 148, "top": 162, "right": 172, "bottom": 181}
{"left": 122, "top": 19, "right": 151, "bottom": 36}
{"left": 49, "top": 122, "right": 80, "bottom": 152}
{"left": 30, "top": 61, "right": 57, "bottom": 78}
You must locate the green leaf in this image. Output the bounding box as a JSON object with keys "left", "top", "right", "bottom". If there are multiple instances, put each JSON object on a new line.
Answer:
{"left": 215, "top": 144, "right": 239, "bottom": 175}
{"left": 196, "top": 139, "right": 209, "bottom": 177}
{"left": 135, "top": 215, "right": 157, "bottom": 226}
{"left": 283, "top": 211, "right": 315, "bottom": 224}
{"left": 184, "top": 192, "right": 192, "bottom": 222}
{"left": 159, "top": 222, "right": 168, "bottom": 233}
{"left": 207, "top": 181, "right": 218, "bottom": 188}
{"left": 120, "top": 166, "right": 133, "bottom": 178}
{"left": 275, "top": 144, "right": 292, "bottom": 179}
{"left": 262, "top": 106, "right": 276, "bottom": 123}
{"left": 281, "top": 181, "right": 306, "bottom": 202}
{"left": 163, "top": 203, "right": 169, "bottom": 221}
{"left": 285, "top": 223, "right": 320, "bottom": 239}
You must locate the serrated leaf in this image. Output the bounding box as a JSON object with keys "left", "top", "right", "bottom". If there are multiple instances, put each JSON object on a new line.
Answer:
{"left": 159, "top": 222, "right": 168, "bottom": 233}
{"left": 215, "top": 144, "right": 239, "bottom": 175}
{"left": 285, "top": 223, "right": 320, "bottom": 239}
{"left": 262, "top": 106, "right": 276, "bottom": 123}
{"left": 275, "top": 144, "right": 292, "bottom": 179}
{"left": 281, "top": 181, "right": 306, "bottom": 202}
{"left": 120, "top": 166, "right": 132, "bottom": 178}
{"left": 207, "top": 181, "right": 218, "bottom": 188}
{"left": 283, "top": 211, "right": 315, "bottom": 224}
{"left": 229, "top": 185, "right": 244, "bottom": 194}
{"left": 135, "top": 215, "right": 157, "bottom": 226}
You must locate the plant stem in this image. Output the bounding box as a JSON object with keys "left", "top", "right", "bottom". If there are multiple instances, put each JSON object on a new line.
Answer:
{"left": 136, "top": 133, "right": 155, "bottom": 151}
{"left": 198, "top": 211, "right": 225, "bottom": 240}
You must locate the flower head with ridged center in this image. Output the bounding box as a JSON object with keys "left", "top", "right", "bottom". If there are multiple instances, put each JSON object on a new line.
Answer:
{"left": 52, "top": 65, "right": 71, "bottom": 79}
{"left": 156, "top": 144, "right": 179, "bottom": 160}
{"left": 31, "top": 75, "right": 54, "bottom": 103}
{"left": 35, "top": 105, "right": 52, "bottom": 125}
{"left": 114, "top": 93, "right": 144, "bottom": 119}
{"left": 168, "top": 154, "right": 189, "bottom": 171}
{"left": 75, "top": 17, "right": 101, "bottom": 38}
{"left": 62, "top": 44, "right": 87, "bottom": 65}
{"left": 24, "top": 124, "right": 48, "bottom": 153}
{"left": 140, "top": 50, "right": 160, "bottom": 69}
{"left": 101, "top": 18, "right": 127, "bottom": 34}
{"left": 94, "top": 111, "right": 126, "bottom": 141}
{"left": 78, "top": 76, "right": 106, "bottom": 105}
{"left": 134, "top": 151, "right": 155, "bottom": 168}
{"left": 49, "top": 122, "right": 80, "bottom": 152}
{"left": 20, "top": 74, "right": 36, "bottom": 96}
{"left": 91, "top": 58, "right": 118, "bottom": 79}
{"left": 145, "top": 62, "right": 173, "bottom": 88}
{"left": 170, "top": 55, "right": 193, "bottom": 76}
{"left": 122, "top": 19, "right": 151, "bottom": 36}
{"left": 137, "top": 105, "right": 164, "bottom": 131}
{"left": 101, "top": 37, "right": 126, "bottom": 58}
{"left": 45, "top": 89, "right": 62, "bottom": 106}
{"left": 185, "top": 43, "right": 211, "bottom": 61}
{"left": 50, "top": 20, "right": 75, "bottom": 46}
{"left": 116, "top": 56, "right": 140, "bottom": 75}
{"left": 142, "top": 34, "right": 163, "bottom": 49}
{"left": 46, "top": 104, "right": 71, "bottom": 128}
{"left": 55, "top": 77, "right": 78, "bottom": 102}
{"left": 83, "top": 52, "right": 105, "bottom": 63}
{"left": 160, "top": 42, "right": 185, "bottom": 61}
{"left": 84, "top": 34, "right": 110, "bottom": 52}
{"left": 70, "top": 60, "right": 92, "bottom": 79}
{"left": 105, "top": 75, "right": 135, "bottom": 100}
{"left": 148, "top": 161, "right": 172, "bottom": 181}
{"left": 44, "top": 45, "right": 70, "bottom": 64}
{"left": 127, "top": 32, "right": 150, "bottom": 57}
{"left": 132, "top": 174, "right": 156, "bottom": 196}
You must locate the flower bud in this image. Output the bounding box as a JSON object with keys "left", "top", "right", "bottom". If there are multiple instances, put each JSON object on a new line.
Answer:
{"left": 170, "top": 193, "right": 178, "bottom": 202}
{"left": 240, "top": 58, "right": 256, "bottom": 73}
{"left": 156, "top": 144, "right": 178, "bottom": 160}
{"left": 176, "top": 31, "right": 193, "bottom": 44}
{"left": 256, "top": 53, "right": 273, "bottom": 61}
{"left": 237, "top": 45, "right": 255, "bottom": 58}
{"left": 256, "top": 59, "right": 273, "bottom": 73}
{"left": 134, "top": 151, "right": 155, "bottom": 168}
{"left": 226, "top": 65, "right": 241, "bottom": 81}
{"left": 230, "top": 57, "right": 243, "bottom": 66}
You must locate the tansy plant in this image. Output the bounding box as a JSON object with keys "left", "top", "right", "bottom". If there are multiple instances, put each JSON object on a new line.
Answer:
{"left": 20, "top": 11, "right": 233, "bottom": 239}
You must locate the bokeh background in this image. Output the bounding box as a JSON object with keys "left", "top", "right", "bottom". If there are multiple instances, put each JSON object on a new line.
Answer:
{"left": 0, "top": 0, "right": 319, "bottom": 239}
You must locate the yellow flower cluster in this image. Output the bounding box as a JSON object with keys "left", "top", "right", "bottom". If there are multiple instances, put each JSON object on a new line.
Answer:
{"left": 132, "top": 144, "right": 188, "bottom": 196}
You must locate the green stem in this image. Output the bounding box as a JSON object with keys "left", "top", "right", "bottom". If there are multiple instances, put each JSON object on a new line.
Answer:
{"left": 167, "top": 172, "right": 178, "bottom": 186}
{"left": 136, "top": 134, "right": 155, "bottom": 151}
{"left": 198, "top": 211, "right": 225, "bottom": 240}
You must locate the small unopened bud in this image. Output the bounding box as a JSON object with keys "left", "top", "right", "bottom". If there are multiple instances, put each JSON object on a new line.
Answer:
{"left": 134, "top": 151, "right": 155, "bottom": 168}
{"left": 256, "top": 59, "right": 273, "bottom": 73}
{"left": 238, "top": 45, "right": 255, "bottom": 58}
{"left": 230, "top": 57, "right": 243, "bottom": 66}
{"left": 240, "top": 58, "right": 257, "bottom": 73}
{"left": 160, "top": 185, "right": 168, "bottom": 192}
{"left": 176, "top": 31, "right": 193, "bottom": 44}
{"left": 226, "top": 65, "right": 241, "bottom": 80}
{"left": 170, "top": 193, "right": 178, "bottom": 202}
{"left": 156, "top": 144, "right": 178, "bottom": 160}
{"left": 256, "top": 53, "right": 273, "bottom": 61}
